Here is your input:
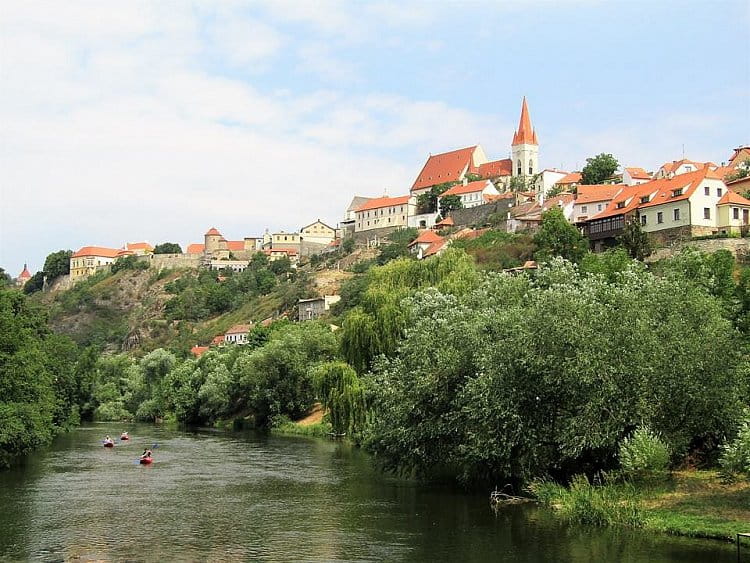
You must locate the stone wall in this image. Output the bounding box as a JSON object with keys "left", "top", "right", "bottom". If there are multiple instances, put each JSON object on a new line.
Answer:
{"left": 138, "top": 253, "right": 202, "bottom": 270}
{"left": 646, "top": 237, "right": 750, "bottom": 262}
{"left": 449, "top": 200, "right": 515, "bottom": 227}
{"left": 351, "top": 225, "right": 403, "bottom": 245}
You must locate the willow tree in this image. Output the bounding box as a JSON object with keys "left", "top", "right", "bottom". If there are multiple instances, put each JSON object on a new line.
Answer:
{"left": 313, "top": 361, "right": 367, "bottom": 436}
{"left": 340, "top": 307, "right": 379, "bottom": 374}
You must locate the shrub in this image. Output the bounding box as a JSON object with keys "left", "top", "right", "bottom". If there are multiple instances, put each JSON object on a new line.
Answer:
{"left": 719, "top": 416, "right": 750, "bottom": 476}
{"left": 618, "top": 427, "right": 670, "bottom": 477}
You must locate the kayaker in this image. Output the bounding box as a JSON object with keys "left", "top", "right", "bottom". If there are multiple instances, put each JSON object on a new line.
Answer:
{"left": 141, "top": 448, "right": 152, "bottom": 459}
{"left": 120, "top": 431, "right": 129, "bottom": 439}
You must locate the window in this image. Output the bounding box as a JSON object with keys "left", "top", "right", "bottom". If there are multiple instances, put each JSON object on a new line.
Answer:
{"left": 597, "top": 204, "right": 602, "bottom": 211}
{"left": 703, "top": 207, "right": 711, "bottom": 220}
{"left": 657, "top": 211, "right": 663, "bottom": 224}
{"left": 733, "top": 208, "right": 739, "bottom": 220}
{"left": 581, "top": 206, "right": 588, "bottom": 213}
{"left": 640, "top": 195, "right": 650, "bottom": 204}
{"left": 517, "top": 161, "right": 522, "bottom": 175}
{"left": 704, "top": 186, "right": 710, "bottom": 196}
{"left": 684, "top": 165, "right": 693, "bottom": 172}
{"left": 529, "top": 160, "right": 533, "bottom": 175}
{"left": 717, "top": 188, "right": 723, "bottom": 197}
{"left": 674, "top": 208, "right": 681, "bottom": 221}
{"left": 671, "top": 188, "right": 683, "bottom": 197}
{"left": 640, "top": 215, "right": 647, "bottom": 226}
{"left": 616, "top": 201, "right": 626, "bottom": 209}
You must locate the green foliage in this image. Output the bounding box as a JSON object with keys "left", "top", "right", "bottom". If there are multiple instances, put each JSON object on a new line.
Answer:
{"left": 533, "top": 208, "right": 588, "bottom": 263}
{"left": 153, "top": 242, "right": 182, "bottom": 254}
{"left": 269, "top": 257, "right": 292, "bottom": 275}
{"left": 416, "top": 182, "right": 458, "bottom": 214}
{"left": 377, "top": 227, "right": 418, "bottom": 265}
{"left": 450, "top": 229, "right": 535, "bottom": 270}
{"left": 341, "top": 237, "right": 355, "bottom": 254}
{"left": 0, "top": 268, "right": 11, "bottom": 287}
{"left": 43, "top": 250, "right": 72, "bottom": 280}
{"left": 618, "top": 427, "right": 671, "bottom": 478}
{"left": 719, "top": 414, "right": 750, "bottom": 477}
{"left": 726, "top": 159, "right": 750, "bottom": 182}
{"left": 23, "top": 271, "right": 45, "bottom": 294}
{"left": 618, "top": 219, "right": 653, "bottom": 260}
{"left": 439, "top": 194, "right": 463, "bottom": 216}
{"left": 579, "top": 248, "right": 638, "bottom": 282}
{"left": 581, "top": 153, "right": 619, "bottom": 185}
{"left": 111, "top": 255, "right": 149, "bottom": 274}
{"left": 364, "top": 260, "right": 746, "bottom": 485}
{"left": 313, "top": 361, "right": 367, "bottom": 435}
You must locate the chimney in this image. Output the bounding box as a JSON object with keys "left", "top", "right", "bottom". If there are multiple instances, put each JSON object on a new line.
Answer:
{"left": 462, "top": 177, "right": 468, "bottom": 186}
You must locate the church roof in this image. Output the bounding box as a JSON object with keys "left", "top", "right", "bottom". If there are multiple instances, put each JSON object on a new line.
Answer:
{"left": 411, "top": 146, "right": 478, "bottom": 191}
{"left": 477, "top": 159, "right": 512, "bottom": 178}
{"left": 512, "top": 97, "right": 538, "bottom": 146}
{"left": 18, "top": 264, "right": 31, "bottom": 280}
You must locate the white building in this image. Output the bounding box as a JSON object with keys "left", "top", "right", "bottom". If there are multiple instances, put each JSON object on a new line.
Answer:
{"left": 300, "top": 220, "right": 336, "bottom": 246}
{"left": 622, "top": 167, "right": 651, "bottom": 186}
{"left": 224, "top": 324, "right": 252, "bottom": 344}
{"left": 439, "top": 179, "right": 500, "bottom": 208}
{"left": 354, "top": 195, "right": 416, "bottom": 232}
{"left": 535, "top": 169, "right": 568, "bottom": 195}
{"left": 572, "top": 184, "right": 623, "bottom": 223}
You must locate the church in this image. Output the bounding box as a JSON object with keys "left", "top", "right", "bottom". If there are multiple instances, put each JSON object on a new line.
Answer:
{"left": 410, "top": 97, "right": 539, "bottom": 195}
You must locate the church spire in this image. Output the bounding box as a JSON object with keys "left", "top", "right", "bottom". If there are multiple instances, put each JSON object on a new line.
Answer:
{"left": 512, "top": 96, "right": 538, "bottom": 146}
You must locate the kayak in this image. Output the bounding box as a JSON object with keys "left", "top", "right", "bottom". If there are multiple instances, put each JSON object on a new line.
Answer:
{"left": 139, "top": 457, "right": 153, "bottom": 465}
{"left": 103, "top": 441, "right": 115, "bottom": 448}
{"left": 120, "top": 435, "right": 130, "bottom": 440}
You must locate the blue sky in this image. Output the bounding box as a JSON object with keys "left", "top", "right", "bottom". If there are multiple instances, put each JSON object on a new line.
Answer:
{"left": 1, "top": 0, "right": 748, "bottom": 276}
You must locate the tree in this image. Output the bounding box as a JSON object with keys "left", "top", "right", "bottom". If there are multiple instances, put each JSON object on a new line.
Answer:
{"left": 23, "top": 271, "right": 45, "bottom": 294}
{"left": 416, "top": 182, "right": 458, "bottom": 214}
{"left": 618, "top": 219, "right": 653, "bottom": 260}
{"left": 269, "top": 257, "right": 292, "bottom": 275}
{"left": 0, "top": 268, "right": 11, "bottom": 287}
{"left": 153, "top": 242, "right": 182, "bottom": 254}
{"left": 43, "top": 250, "right": 72, "bottom": 280}
{"left": 313, "top": 361, "right": 367, "bottom": 435}
{"left": 533, "top": 207, "right": 588, "bottom": 263}
{"left": 439, "top": 194, "right": 463, "bottom": 216}
{"left": 341, "top": 237, "right": 355, "bottom": 254}
{"left": 581, "top": 153, "right": 619, "bottom": 185}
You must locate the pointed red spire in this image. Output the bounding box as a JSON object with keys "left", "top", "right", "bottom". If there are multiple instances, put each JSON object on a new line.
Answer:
{"left": 512, "top": 97, "right": 538, "bottom": 146}
{"left": 18, "top": 263, "right": 31, "bottom": 280}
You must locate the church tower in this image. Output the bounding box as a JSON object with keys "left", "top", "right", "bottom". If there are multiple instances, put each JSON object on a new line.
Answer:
{"left": 511, "top": 97, "right": 539, "bottom": 179}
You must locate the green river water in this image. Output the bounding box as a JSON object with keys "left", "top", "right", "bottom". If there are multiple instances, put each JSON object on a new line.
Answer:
{"left": 0, "top": 423, "right": 739, "bottom": 562}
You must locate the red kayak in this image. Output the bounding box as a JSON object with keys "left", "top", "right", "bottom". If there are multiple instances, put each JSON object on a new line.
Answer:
{"left": 120, "top": 435, "right": 130, "bottom": 441}
{"left": 103, "top": 441, "right": 115, "bottom": 448}
{"left": 139, "top": 457, "right": 153, "bottom": 465}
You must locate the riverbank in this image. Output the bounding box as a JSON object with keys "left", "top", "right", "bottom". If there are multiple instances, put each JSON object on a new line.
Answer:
{"left": 531, "top": 470, "right": 750, "bottom": 543}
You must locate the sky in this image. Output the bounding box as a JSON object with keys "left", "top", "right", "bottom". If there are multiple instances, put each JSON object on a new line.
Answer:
{"left": 1, "top": 0, "right": 749, "bottom": 276}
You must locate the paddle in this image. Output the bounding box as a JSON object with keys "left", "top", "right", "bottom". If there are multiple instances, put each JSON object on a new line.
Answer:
{"left": 133, "top": 443, "right": 159, "bottom": 464}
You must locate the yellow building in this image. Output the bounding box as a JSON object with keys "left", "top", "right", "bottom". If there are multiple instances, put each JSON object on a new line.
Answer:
{"left": 70, "top": 246, "right": 120, "bottom": 281}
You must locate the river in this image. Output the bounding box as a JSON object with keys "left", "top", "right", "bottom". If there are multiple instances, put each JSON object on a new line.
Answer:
{"left": 0, "top": 423, "right": 738, "bottom": 562}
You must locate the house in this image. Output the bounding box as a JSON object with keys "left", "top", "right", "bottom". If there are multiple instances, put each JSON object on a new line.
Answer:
{"left": 433, "top": 216, "right": 454, "bottom": 229}
{"left": 535, "top": 169, "right": 569, "bottom": 195}
{"left": 716, "top": 191, "right": 750, "bottom": 234}
{"left": 622, "top": 167, "right": 651, "bottom": 186}
{"left": 555, "top": 172, "right": 582, "bottom": 190}
{"left": 573, "top": 184, "right": 623, "bottom": 223}
{"left": 123, "top": 242, "right": 154, "bottom": 255}
{"left": 190, "top": 345, "right": 209, "bottom": 358}
{"left": 512, "top": 193, "right": 576, "bottom": 230}
{"left": 728, "top": 146, "right": 750, "bottom": 168}
{"left": 270, "top": 231, "right": 301, "bottom": 249}
{"left": 410, "top": 98, "right": 539, "bottom": 195}
{"left": 70, "top": 246, "right": 121, "bottom": 281}
{"left": 341, "top": 196, "right": 373, "bottom": 234}
{"left": 654, "top": 159, "right": 713, "bottom": 179}
{"left": 224, "top": 324, "right": 252, "bottom": 345}
{"left": 261, "top": 248, "right": 299, "bottom": 263}
{"left": 408, "top": 230, "right": 444, "bottom": 259}
{"left": 584, "top": 168, "right": 737, "bottom": 247}
{"left": 439, "top": 179, "right": 500, "bottom": 208}
{"left": 300, "top": 220, "right": 336, "bottom": 246}
{"left": 354, "top": 195, "right": 415, "bottom": 232}
{"left": 298, "top": 295, "right": 341, "bottom": 321}
{"left": 15, "top": 264, "right": 31, "bottom": 287}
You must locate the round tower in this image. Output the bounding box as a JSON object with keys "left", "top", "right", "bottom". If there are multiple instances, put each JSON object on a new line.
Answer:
{"left": 511, "top": 97, "right": 539, "bottom": 179}
{"left": 204, "top": 227, "right": 222, "bottom": 254}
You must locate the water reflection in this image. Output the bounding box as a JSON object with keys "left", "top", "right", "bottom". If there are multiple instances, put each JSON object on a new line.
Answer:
{"left": 0, "top": 424, "right": 737, "bottom": 562}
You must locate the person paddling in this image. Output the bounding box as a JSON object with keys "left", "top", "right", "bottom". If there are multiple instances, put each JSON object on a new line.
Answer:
{"left": 141, "top": 448, "right": 152, "bottom": 459}
{"left": 103, "top": 435, "right": 114, "bottom": 447}
{"left": 120, "top": 431, "right": 129, "bottom": 440}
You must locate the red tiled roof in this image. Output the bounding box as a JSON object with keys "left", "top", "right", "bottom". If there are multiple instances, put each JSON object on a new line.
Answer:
{"left": 225, "top": 240, "right": 245, "bottom": 251}
{"left": 441, "top": 180, "right": 492, "bottom": 197}
{"left": 205, "top": 227, "right": 222, "bottom": 236}
{"left": 512, "top": 97, "right": 538, "bottom": 146}
{"left": 557, "top": 172, "right": 582, "bottom": 185}
{"left": 435, "top": 216, "right": 454, "bottom": 227}
{"left": 718, "top": 191, "right": 750, "bottom": 206}
{"left": 541, "top": 193, "right": 575, "bottom": 212}
{"left": 713, "top": 166, "right": 737, "bottom": 180}
{"left": 411, "top": 146, "right": 477, "bottom": 191}
{"left": 186, "top": 243, "right": 205, "bottom": 254}
{"left": 211, "top": 335, "right": 225, "bottom": 346}
{"left": 226, "top": 324, "right": 252, "bottom": 335}
{"left": 453, "top": 227, "right": 490, "bottom": 241}
{"left": 355, "top": 195, "right": 411, "bottom": 212}
{"left": 423, "top": 239, "right": 448, "bottom": 257}
{"left": 190, "top": 345, "right": 209, "bottom": 358}
{"left": 72, "top": 246, "right": 120, "bottom": 258}
{"left": 729, "top": 146, "right": 750, "bottom": 165}
{"left": 575, "top": 184, "right": 623, "bottom": 204}
{"left": 18, "top": 264, "right": 31, "bottom": 280}
{"left": 477, "top": 159, "right": 512, "bottom": 178}
{"left": 116, "top": 249, "right": 134, "bottom": 257}
{"left": 126, "top": 242, "right": 153, "bottom": 251}
{"left": 624, "top": 167, "right": 651, "bottom": 180}
{"left": 658, "top": 159, "right": 709, "bottom": 175}
{"left": 408, "top": 230, "right": 443, "bottom": 247}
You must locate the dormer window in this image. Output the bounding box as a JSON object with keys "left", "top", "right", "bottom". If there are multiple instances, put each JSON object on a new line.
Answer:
{"left": 616, "top": 201, "right": 626, "bottom": 209}
{"left": 684, "top": 166, "right": 692, "bottom": 172}
{"left": 640, "top": 195, "right": 650, "bottom": 204}
{"left": 671, "top": 188, "right": 683, "bottom": 197}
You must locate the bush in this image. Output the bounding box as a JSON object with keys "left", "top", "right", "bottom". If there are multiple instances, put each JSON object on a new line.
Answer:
{"left": 719, "top": 416, "right": 750, "bottom": 476}
{"left": 94, "top": 401, "right": 131, "bottom": 421}
{"left": 618, "top": 427, "right": 670, "bottom": 477}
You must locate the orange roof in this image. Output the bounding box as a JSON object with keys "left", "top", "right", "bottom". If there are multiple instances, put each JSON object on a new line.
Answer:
{"left": 477, "top": 159, "right": 512, "bottom": 178}
{"left": 718, "top": 191, "right": 750, "bottom": 206}
{"left": 210, "top": 335, "right": 224, "bottom": 346}
{"left": 556, "top": 172, "right": 582, "bottom": 185}
{"left": 226, "top": 324, "right": 252, "bottom": 335}
{"left": 225, "top": 240, "right": 245, "bottom": 251}
{"left": 116, "top": 249, "right": 134, "bottom": 257}
{"left": 423, "top": 239, "right": 448, "bottom": 257}
{"left": 435, "top": 216, "right": 454, "bottom": 227}
{"left": 541, "top": 193, "right": 575, "bottom": 212}
{"left": 411, "top": 146, "right": 477, "bottom": 191}
{"left": 72, "top": 246, "right": 120, "bottom": 258}
{"left": 624, "top": 167, "right": 650, "bottom": 180}
{"left": 713, "top": 166, "right": 737, "bottom": 180}
{"left": 728, "top": 146, "right": 750, "bottom": 165}
{"left": 575, "top": 184, "right": 623, "bottom": 204}
{"left": 186, "top": 243, "right": 205, "bottom": 254}
{"left": 659, "top": 159, "right": 709, "bottom": 175}
{"left": 17, "top": 264, "right": 31, "bottom": 280}
{"left": 441, "top": 180, "right": 492, "bottom": 197}
{"left": 126, "top": 242, "right": 153, "bottom": 251}
{"left": 408, "top": 230, "right": 443, "bottom": 247}
{"left": 511, "top": 97, "right": 538, "bottom": 146}
{"left": 190, "top": 345, "right": 209, "bottom": 358}
{"left": 453, "top": 227, "right": 490, "bottom": 241}
{"left": 355, "top": 195, "right": 411, "bottom": 212}
{"left": 205, "top": 227, "right": 222, "bottom": 236}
